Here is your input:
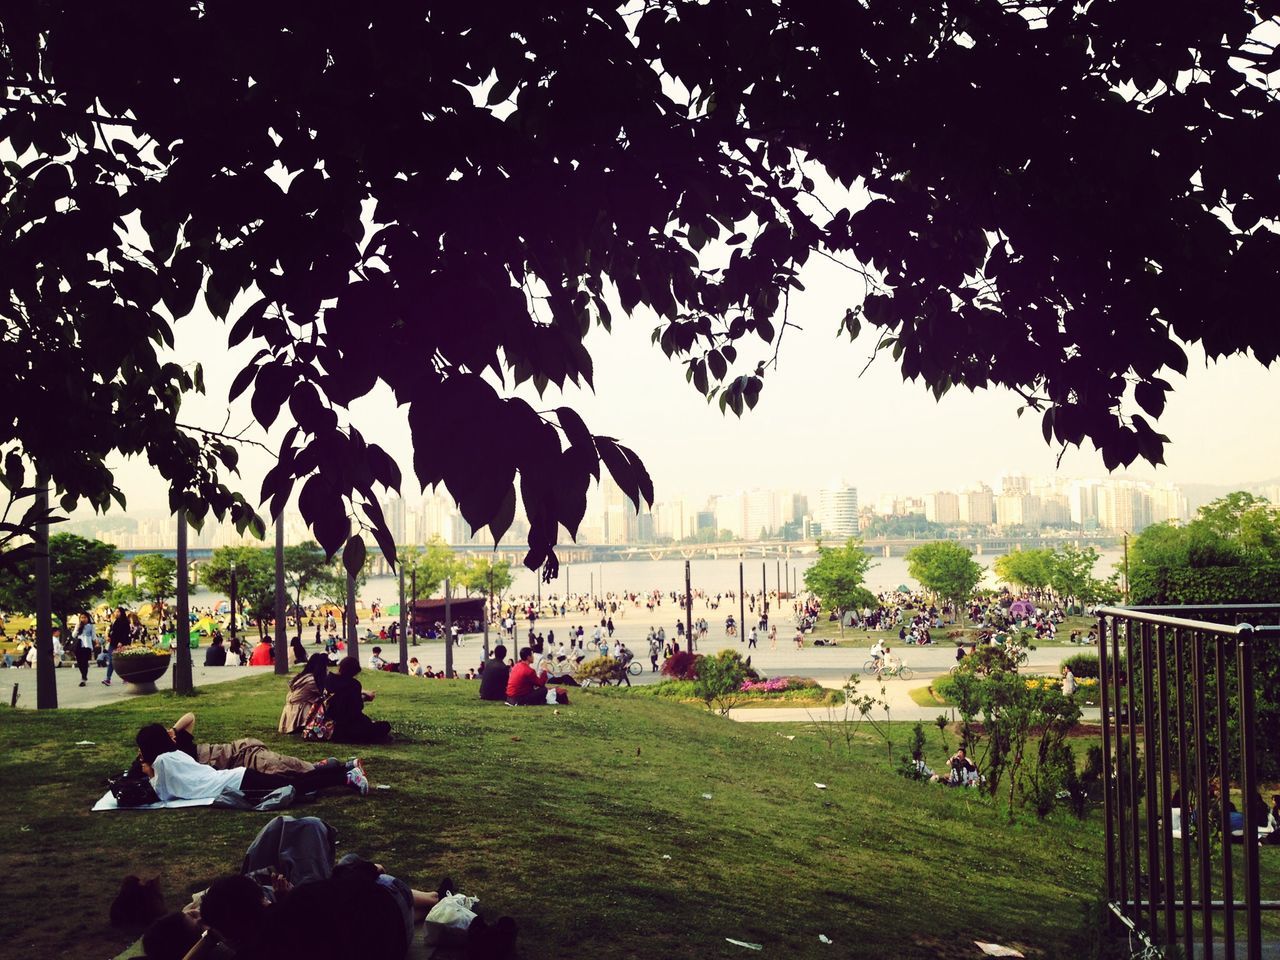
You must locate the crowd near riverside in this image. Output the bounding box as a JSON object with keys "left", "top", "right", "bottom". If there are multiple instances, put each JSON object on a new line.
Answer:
{"left": 2, "top": 560, "right": 1118, "bottom": 960}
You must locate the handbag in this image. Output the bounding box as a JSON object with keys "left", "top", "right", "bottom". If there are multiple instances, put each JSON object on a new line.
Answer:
{"left": 107, "top": 774, "right": 161, "bottom": 807}
{"left": 301, "top": 696, "right": 334, "bottom": 742}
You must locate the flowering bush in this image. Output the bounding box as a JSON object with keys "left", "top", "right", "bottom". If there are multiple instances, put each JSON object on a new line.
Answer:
{"left": 740, "top": 676, "right": 817, "bottom": 693}
{"left": 660, "top": 651, "right": 699, "bottom": 680}
{"left": 113, "top": 644, "right": 170, "bottom": 660}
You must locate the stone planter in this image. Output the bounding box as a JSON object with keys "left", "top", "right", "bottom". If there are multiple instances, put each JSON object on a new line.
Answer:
{"left": 114, "top": 653, "right": 171, "bottom": 694}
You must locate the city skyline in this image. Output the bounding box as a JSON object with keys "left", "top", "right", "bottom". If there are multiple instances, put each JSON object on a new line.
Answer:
{"left": 66, "top": 470, "right": 1277, "bottom": 553}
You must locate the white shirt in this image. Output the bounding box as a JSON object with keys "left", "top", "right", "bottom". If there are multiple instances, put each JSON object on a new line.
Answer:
{"left": 369, "top": 654, "right": 385, "bottom": 670}
{"left": 150, "top": 750, "right": 246, "bottom": 801}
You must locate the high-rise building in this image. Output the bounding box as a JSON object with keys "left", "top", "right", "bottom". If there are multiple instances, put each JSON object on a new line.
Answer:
{"left": 744, "top": 489, "right": 779, "bottom": 539}
{"left": 1000, "top": 474, "right": 1031, "bottom": 496}
{"left": 381, "top": 496, "right": 407, "bottom": 544}
{"left": 926, "top": 491, "right": 961, "bottom": 524}
{"left": 959, "top": 485, "right": 995, "bottom": 525}
{"left": 1040, "top": 493, "right": 1071, "bottom": 527}
{"left": 714, "top": 492, "right": 747, "bottom": 539}
{"left": 817, "top": 484, "right": 859, "bottom": 539}
{"left": 995, "top": 494, "right": 1041, "bottom": 529}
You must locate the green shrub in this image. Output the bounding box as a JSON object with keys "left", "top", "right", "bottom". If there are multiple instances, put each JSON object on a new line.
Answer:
{"left": 694, "top": 649, "right": 753, "bottom": 715}
{"left": 1061, "top": 652, "right": 1100, "bottom": 679}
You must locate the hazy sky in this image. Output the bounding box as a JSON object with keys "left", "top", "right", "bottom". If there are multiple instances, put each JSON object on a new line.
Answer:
{"left": 92, "top": 243, "right": 1280, "bottom": 521}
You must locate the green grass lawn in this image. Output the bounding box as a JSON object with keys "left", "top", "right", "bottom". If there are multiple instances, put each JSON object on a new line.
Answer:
{"left": 1, "top": 673, "right": 1115, "bottom": 960}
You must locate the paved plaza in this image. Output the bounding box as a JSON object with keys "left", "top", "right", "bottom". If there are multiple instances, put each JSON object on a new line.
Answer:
{"left": 8, "top": 604, "right": 1099, "bottom": 723}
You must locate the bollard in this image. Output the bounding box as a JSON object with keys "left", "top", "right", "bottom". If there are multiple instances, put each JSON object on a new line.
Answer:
{"left": 11, "top": 682, "right": 19, "bottom": 707}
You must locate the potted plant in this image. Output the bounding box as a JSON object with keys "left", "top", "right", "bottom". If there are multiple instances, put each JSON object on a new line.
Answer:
{"left": 113, "top": 645, "right": 171, "bottom": 694}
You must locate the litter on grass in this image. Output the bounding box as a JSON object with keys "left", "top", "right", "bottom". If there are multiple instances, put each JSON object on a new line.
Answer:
{"left": 74, "top": 741, "right": 96, "bottom": 745}
{"left": 725, "top": 938, "right": 763, "bottom": 950}
{"left": 661, "top": 855, "right": 671, "bottom": 860}
{"left": 375, "top": 784, "right": 392, "bottom": 790}
{"left": 814, "top": 783, "right": 828, "bottom": 789}
{"left": 975, "top": 943, "right": 1025, "bottom": 958}
{"left": 818, "top": 935, "right": 832, "bottom": 944}
{"left": 701, "top": 793, "right": 713, "bottom": 799}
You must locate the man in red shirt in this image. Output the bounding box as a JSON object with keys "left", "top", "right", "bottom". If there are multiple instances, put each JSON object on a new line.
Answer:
{"left": 249, "top": 638, "right": 275, "bottom": 666}
{"left": 505, "top": 647, "right": 549, "bottom": 705}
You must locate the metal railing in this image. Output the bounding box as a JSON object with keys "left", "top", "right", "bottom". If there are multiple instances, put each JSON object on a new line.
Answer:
{"left": 1097, "top": 605, "right": 1280, "bottom": 960}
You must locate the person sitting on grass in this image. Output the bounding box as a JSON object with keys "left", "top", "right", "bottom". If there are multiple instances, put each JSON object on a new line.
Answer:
{"left": 478, "top": 645, "right": 511, "bottom": 701}
{"left": 948, "top": 748, "right": 980, "bottom": 787}
{"left": 326, "top": 657, "right": 392, "bottom": 743}
{"left": 279, "top": 654, "right": 329, "bottom": 735}
{"left": 204, "top": 631, "right": 228, "bottom": 667}
{"left": 249, "top": 637, "right": 275, "bottom": 666}
{"left": 505, "top": 647, "right": 553, "bottom": 706}
{"left": 134, "top": 724, "right": 368, "bottom": 801}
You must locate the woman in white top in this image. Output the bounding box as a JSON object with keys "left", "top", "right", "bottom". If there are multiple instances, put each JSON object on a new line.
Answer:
{"left": 135, "top": 724, "right": 368, "bottom": 799}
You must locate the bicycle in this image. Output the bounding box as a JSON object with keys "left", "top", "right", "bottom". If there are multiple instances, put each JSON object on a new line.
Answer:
{"left": 881, "top": 660, "right": 913, "bottom": 681}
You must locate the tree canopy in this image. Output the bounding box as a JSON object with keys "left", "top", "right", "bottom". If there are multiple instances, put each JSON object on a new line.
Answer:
{"left": 906, "top": 542, "right": 985, "bottom": 614}
{"left": 802, "top": 538, "right": 877, "bottom": 634}
{"left": 993, "top": 548, "right": 1055, "bottom": 593}
{"left": 203, "top": 546, "right": 277, "bottom": 637}
{"left": 1128, "top": 491, "right": 1280, "bottom": 586}
{"left": 0, "top": 532, "right": 116, "bottom": 629}
{"left": 133, "top": 553, "right": 177, "bottom": 615}
{"left": 4, "top": 3, "right": 1279, "bottom": 578}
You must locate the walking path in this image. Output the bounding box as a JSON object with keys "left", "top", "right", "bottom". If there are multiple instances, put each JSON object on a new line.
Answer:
{"left": 8, "top": 608, "right": 1096, "bottom": 714}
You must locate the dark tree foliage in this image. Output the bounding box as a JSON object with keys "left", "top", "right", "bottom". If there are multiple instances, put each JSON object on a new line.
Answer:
{"left": 3, "top": 2, "right": 1279, "bottom": 577}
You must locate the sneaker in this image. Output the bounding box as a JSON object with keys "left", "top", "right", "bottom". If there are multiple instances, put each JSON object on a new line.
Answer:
{"left": 79, "top": 681, "right": 86, "bottom": 687}
{"left": 101, "top": 679, "right": 111, "bottom": 686}
{"left": 435, "top": 876, "right": 455, "bottom": 902}
{"left": 347, "top": 757, "right": 365, "bottom": 776}
{"left": 346, "top": 765, "right": 369, "bottom": 796}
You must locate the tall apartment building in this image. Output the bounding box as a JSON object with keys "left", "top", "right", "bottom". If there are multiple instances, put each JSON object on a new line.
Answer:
{"left": 381, "top": 496, "right": 407, "bottom": 544}
{"left": 714, "top": 491, "right": 748, "bottom": 539}
{"left": 744, "top": 489, "right": 779, "bottom": 539}
{"left": 1149, "top": 483, "right": 1189, "bottom": 524}
{"left": 1000, "top": 474, "right": 1031, "bottom": 496}
{"left": 959, "top": 485, "right": 995, "bottom": 525}
{"left": 925, "top": 491, "right": 961, "bottom": 524}
{"left": 817, "top": 484, "right": 859, "bottom": 539}
{"left": 1040, "top": 493, "right": 1072, "bottom": 527}
{"left": 995, "top": 493, "right": 1041, "bottom": 529}
{"left": 1097, "top": 483, "right": 1154, "bottom": 533}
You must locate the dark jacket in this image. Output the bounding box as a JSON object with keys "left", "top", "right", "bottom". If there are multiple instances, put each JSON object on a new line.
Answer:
{"left": 108, "top": 615, "right": 131, "bottom": 650}
{"left": 205, "top": 643, "right": 228, "bottom": 667}
{"left": 478, "top": 660, "right": 510, "bottom": 701}
{"left": 324, "top": 673, "right": 365, "bottom": 725}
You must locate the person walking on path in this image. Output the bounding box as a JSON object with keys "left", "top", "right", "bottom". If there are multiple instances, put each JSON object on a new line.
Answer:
{"left": 748, "top": 627, "right": 758, "bottom": 649}
{"left": 104, "top": 606, "right": 130, "bottom": 686}
{"left": 769, "top": 625, "right": 778, "bottom": 650}
{"left": 73, "top": 612, "right": 96, "bottom": 686}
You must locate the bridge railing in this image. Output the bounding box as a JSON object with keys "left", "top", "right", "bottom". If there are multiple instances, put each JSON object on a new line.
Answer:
{"left": 1096, "top": 604, "right": 1280, "bottom": 960}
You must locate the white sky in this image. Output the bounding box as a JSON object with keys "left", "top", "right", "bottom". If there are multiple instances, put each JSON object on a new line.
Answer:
{"left": 94, "top": 246, "right": 1280, "bottom": 520}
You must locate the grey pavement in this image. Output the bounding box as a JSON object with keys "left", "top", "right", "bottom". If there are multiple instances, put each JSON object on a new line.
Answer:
{"left": 8, "top": 604, "right": 1095, "bottom": 716}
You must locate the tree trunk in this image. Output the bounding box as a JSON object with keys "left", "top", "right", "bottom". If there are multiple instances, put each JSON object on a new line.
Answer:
{"left": 173, "top": 509, "right": 194, "bottom": 695}
{"left": 34, "top": 477, "right": 56, "bottom": 709}
{"left": 273, "top": 518, "right": 288, "bottom": 674}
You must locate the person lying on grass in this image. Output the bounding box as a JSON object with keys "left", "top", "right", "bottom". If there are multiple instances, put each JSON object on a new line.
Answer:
{"left": 195, "top": 863, "right": 517, "bottom": 960}
{"left": 134, "top": 724, "right": 369, "bottom": 801}
{"left": 132, "top": 710, "right": 352, "bottom": 778}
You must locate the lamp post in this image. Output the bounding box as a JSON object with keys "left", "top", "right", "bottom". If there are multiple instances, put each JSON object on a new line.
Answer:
{"left": 229, "top": 560, "right": 238, "bottom": 642}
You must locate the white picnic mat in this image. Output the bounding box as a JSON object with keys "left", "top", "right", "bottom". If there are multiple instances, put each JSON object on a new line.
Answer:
{"left": 92, "top": 790, "right": 217, "bottom": 812}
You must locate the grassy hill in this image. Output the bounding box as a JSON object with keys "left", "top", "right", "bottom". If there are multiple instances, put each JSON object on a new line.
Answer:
{"left": 0, "top": 673, "right": 1108, "bottom": 959}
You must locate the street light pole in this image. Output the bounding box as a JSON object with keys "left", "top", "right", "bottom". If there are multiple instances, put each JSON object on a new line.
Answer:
{"left": 684, "top": 560, "right": 693, "bottom": 653}
{"left": 229, "top": 561, "right": 238, "bottom": 642}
